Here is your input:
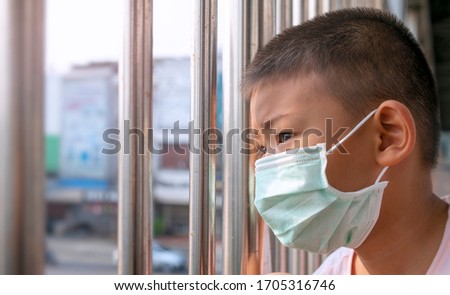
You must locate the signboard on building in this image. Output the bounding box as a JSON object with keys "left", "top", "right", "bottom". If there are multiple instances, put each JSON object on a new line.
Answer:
{"left": 59, "top": 64, "right": 118, "bottom": 183}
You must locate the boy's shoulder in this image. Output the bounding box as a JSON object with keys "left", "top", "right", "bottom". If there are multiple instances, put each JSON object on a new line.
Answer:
{"left": 314, "top": 195, "right": 450, "bottom": 275}
{"left": 313, "top": 247, "right": 354, "bottom": 275}
{"left": 427, "top": 195, "right": 450, "bottom": 274}
{"left": 441, "top": 195, "right": 450, "bottom": 204}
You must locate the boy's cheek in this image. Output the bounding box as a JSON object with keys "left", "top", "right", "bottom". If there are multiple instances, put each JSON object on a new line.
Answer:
{"left": 326, "top": 140, "right": 378, "bottom": 192}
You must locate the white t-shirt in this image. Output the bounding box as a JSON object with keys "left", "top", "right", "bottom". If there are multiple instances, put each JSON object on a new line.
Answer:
{"left": 314, "top": 195, "right": 450, "bottom": 275}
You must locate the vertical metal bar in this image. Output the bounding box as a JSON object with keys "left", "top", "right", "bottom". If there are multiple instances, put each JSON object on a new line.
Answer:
{"left": 307, "top": 251, "right": 324, "bottom": 274}
{"left": 248, "top": 0, "right": 262, "bottom": 60}
{"left": 270, "top": 233, "right": 281, "bottom": 272}
{"left": 330, "top": 0, "right": 339, "bottom": 10}
{"left": 320, "top": 0, "right": 331, "bottom": 14}
{"left": 287, "top": 248, "right": 308, "bottom": 275}
{"left": 288, "top": 248, "right": 298, "bottom": 274}
{"left": 119, "top": 0, "right": 153, "bottom": 275}
{"left": 292, "top": 0, "right": 302, "bottom": 26}
{"left": 223, "top": 0, "right": 248, "bottom": 275}
{"left": 0, "top": 0, "right": 18, "bottom": 275}
{"left": 308, "top": 0, "right": 318, "bottom": 19}
{"left": 189, "top": 0, "right": 217, "bottom": 275}
{"left": 223, "top": 0, "right": 277, "bottom": 276}
{"left": 274, "top": 241, "right": 290, "bottom": 273}
{"left": 271, "top": 0, "right": 293, "bottom": 273}
{"left": 244, "top": 0, "right": 258, "bottom": 275}
{"left": 300, "top": 250, "right": 309, "bottom": 274}
{"left": 0, "top": 0, "right": 45, "bottom": 275}
{"left": 246, "top": 0, "right": 276, "bottom": 276}
{"left": 262, "top": 0, "right": 276, "bottom": 45}
{"left": 276, "top": 0, "right": 293, "bottom": 33}
{"left": 374, "top": 0, "right": 384, "bottom": 10}
{"left": 417, "top": 0, "right": 434, "bottom": 72}
{"left": 284, "top": 0, "right": 293, "bottom": 28}
{"left": 288, "top": 248, "right": 308, "bottom": 274}
{"left": 302, "top": 0, "right": 309, "bottom": 22}
{"left": 246, "top": 1, "right": 262, "bottom": 274}
{"left": 0, "top": 0, "right": 14, "bottom": 274}
{"left": 20, "top": 0, "right": 46, "bottom": 275}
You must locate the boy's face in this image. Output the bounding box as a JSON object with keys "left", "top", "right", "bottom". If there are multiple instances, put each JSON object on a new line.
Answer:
{"left": 250, "top": 74, "right": 382, "bottom": 192}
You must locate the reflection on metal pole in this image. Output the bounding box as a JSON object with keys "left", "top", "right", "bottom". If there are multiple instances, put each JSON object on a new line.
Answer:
{"left": 292, "top": 0, "right": 302, "bottom": 26}
{"left": 276, "top": 0, "right": 293, "bottom": 33}
{"left": 262, "top": 0, "right": 276, "bottom": 46}
{"left": 245, "top": 0, "right": 265, "bottom": 276}
{"left": 319, "top": 0, "right": 331, "bottom": 14}
{"left": 308, "top": 0, "right": 318, "bottom": 19}
{"left": 0, "top": 0, "right": 45, "bottom": 275}
{"left": 288, "top": 248, "right": 308, "bottom": 275}
{"left": 223, "top": 0, "right": 278, "bottom": 275}
{"left": 20, "top": 0, "right": 46, "bottom": 275}
{"left": 302, "top": 0, "right": 309, "bottom": 21}
{"left": 268, "top": 0, "right": 294, "bottom": 274}
{"left": 189, "top": 0, "right": 217, "bottom": 275}
{"left": 223, "top": 0, "right": 248, "bottom": 275}
{"left": 119, "top": 0, "right": 153, "bottom": 275}
{"left": 0, "top": 0, "right": 14, "bottom": 274}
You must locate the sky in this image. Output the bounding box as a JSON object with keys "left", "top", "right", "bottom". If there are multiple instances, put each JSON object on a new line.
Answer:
{"left": 46, "top": 0, "right": 197, "bottom": 73}
{"left": 45, "top": 0, "right": 227, "bottom": 134}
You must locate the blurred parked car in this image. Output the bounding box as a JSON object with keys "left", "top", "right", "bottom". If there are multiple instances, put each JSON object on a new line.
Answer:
{"left": 112, "top": 241, "right": 186, "bottom": 273}
{"left": 152, "top": 242, "right": 186, "bottom": 272}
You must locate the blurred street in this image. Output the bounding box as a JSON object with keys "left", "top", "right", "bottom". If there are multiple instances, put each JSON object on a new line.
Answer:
{"left": 45, "top": 235, "right": 192, "bottom": 275}
{"left": 43, "top": 159, "right": 450, "bottom": 276}
{"left": 46, "top": 236, "right": 117, "bottom": 275}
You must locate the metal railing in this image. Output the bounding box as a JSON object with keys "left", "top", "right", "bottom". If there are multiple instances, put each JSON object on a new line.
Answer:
{"left": 189, "top": 0, "right": 218, "bottom": 275}
{"left": 118, "top": 0, "right": 154, "bottom": 275}
{"left": 0, "top": 0, "right": 45, "bottom": 275}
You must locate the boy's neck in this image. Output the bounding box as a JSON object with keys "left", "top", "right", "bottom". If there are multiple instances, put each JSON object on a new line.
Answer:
{"left": 353, "top": 164, "right": 449, "bottom": 274}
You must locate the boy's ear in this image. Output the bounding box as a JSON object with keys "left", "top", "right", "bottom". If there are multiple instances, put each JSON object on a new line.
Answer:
{"left": 374, "top": 100, "right": 416, "bottom": 167}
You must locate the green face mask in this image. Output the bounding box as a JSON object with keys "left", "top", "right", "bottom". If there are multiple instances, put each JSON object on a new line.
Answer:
{"left": 254, "top": 110, "right": 389, "bottom": 254}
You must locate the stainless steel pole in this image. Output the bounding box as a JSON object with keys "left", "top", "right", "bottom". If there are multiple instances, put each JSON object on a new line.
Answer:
{"left": 292, "top": 0, "right": 302, "bottom": 26}
{"left": 268, "top": 0, "right": 295, "bottom": 274}
{"left": 119, "top": 0, "right": 153, "bottom": 275}
{"left": 288, "top": 248, "right": 309, "bottom": 275}
{"left": 276, "top": 0, "right": 293, "bottom": 33}
{"left": 189, "top": 0, "right": 217, "bottom": 275}
{"left": 262, "top": 0, "right": 276, "bottom": 46}
{"left": 308, "top": 0, "right": 318, "bottom": 19}
{"left": 302, "top": 0, "right": 309, "bottom": 21}
{"left": 20, "top": 0, "right": 46, "bottom": 275}
{"left": 0, "top": 0, "right": 14, "bottom": 274}
{"left": 319, "top": 0, "right": 331, "bottom": 14}
{"left": 0, "top": 0, "right": 45, "bottom": 275}
{"left": 223, "top": 0, "right": 248, "bottom": 275}
{"left": 223, "top": 0, "right": 278, "bottom": 275}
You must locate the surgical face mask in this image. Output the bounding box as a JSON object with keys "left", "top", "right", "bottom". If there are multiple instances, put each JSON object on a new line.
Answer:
{"left": 254, "top": 109, "right": 389, "bottom": 254}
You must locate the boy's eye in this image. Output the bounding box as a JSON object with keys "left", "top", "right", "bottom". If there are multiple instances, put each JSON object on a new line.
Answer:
{"left": 258, "top": 145, "right": 267, "bottom": 154}
{"left": 279, "top": 132, "right": 293, "bottom": 143}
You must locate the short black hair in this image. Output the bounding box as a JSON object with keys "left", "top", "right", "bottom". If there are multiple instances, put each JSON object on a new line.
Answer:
{"left": 243, "top": 8, "right": 440, "bottom": 167}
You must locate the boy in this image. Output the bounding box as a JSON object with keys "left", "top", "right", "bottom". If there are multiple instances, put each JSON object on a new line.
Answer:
{"left": 243, "top": 8, "right": 450, "bottom": 274}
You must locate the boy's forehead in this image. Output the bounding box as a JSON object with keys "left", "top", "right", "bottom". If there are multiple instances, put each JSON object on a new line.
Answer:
{"left": 250, "top": 74, "right": 334, "bottom": 128}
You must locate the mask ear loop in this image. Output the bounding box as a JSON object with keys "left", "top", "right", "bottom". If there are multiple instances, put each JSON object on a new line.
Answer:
{"left": 326, "top": 109, "right": 378, "bottom": 155}
{"left": 375, "top": 166, "right": 389, "bottom": 184}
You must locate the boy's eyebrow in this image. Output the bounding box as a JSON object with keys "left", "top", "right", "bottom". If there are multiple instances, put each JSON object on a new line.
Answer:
{"left": 256, "top": 113, "right": 304, "bottom": 145}
{"left": 262, "top": 114, "right": 292, "bottom": 130}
